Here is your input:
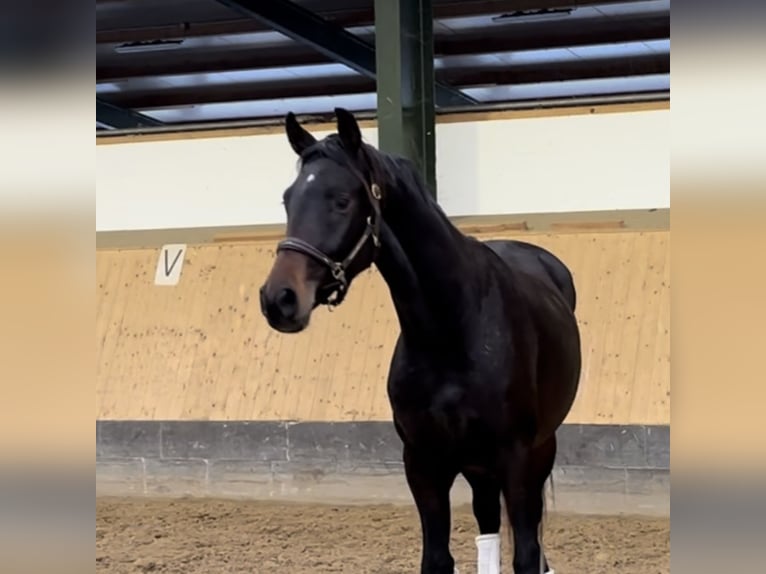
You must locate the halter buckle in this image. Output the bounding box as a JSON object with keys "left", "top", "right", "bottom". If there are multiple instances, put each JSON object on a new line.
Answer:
{"left": 371, "top": 183, "right": 382, "bottom": 200}
{"left": 331, "top": 264, "right": 346, "bottom": 282}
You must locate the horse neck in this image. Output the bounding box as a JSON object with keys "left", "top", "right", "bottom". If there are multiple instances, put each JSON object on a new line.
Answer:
{"left": 371, "top": 159, "right": 475, "bottom": 350}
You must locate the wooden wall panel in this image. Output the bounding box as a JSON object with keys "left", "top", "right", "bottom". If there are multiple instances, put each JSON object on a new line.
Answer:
{"left": 96, "top": 230, "right": 670, "bottom": 424}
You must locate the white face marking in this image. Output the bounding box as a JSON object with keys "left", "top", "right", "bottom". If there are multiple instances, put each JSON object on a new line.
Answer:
{"left": 306, "top": 173, "right": 316, "bottom": 183}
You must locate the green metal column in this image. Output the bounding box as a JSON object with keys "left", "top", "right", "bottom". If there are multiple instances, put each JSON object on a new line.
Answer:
{"left": 374, "top": 0, "right": 437, "bottom": 198}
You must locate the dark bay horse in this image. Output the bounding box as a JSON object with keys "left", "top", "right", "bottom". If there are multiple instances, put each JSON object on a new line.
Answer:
{"left": 259, "top": 108, "right": 581, "bottom": 574}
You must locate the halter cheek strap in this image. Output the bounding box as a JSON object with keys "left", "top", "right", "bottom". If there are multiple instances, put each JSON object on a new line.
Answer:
{"left": 276, "top": 172, "right": 383, "bottom": 307}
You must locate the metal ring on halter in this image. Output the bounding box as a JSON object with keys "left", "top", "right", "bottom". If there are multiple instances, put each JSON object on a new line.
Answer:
{"left": 331, "top": 263, "right": 346, "bottom": 282}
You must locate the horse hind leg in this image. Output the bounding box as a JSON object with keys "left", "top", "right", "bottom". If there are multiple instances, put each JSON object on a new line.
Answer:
{"left": 500, "top": 435, "right": 557, "bottom": 574}
{"left": 464, "top": 472, "right": 502, "bottom": 574}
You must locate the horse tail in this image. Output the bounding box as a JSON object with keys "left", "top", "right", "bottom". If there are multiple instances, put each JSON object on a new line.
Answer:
{"left": 548, "top": 470, "right": 556, "bottom": 512}
{"left": 539, "top": 469, "right": 556, "bottom": 573}
{"left": 542, "top": 472, "right": 554, "bottom": 534}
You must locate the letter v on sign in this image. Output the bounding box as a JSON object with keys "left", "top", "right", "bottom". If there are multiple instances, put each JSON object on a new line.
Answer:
{"left": 154, "top": 244, "right": 187, "bottom": 286}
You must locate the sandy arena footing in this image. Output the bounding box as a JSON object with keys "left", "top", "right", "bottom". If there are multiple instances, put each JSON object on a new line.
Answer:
{"left": 96, "top": 496, "right": 670, "bottom": 574}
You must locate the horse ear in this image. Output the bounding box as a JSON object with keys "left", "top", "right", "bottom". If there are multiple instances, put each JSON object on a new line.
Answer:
{"left": 335, "top": 107, "right": 362, "bottom": 153}
{"left": 285, "top": 112, "right": 317, "bottom": 155}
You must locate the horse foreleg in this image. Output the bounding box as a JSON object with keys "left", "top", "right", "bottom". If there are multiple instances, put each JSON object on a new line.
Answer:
{"left": 403, "top": 445, "right": 458, "bottom": 574}
{"left": 500, "top": 435, "right": 557, "bottom": 574}
{"left": 464, "top": 471, "right": 502, "bottom": 574}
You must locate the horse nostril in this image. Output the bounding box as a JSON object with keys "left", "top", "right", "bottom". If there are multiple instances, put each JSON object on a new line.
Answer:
{"left": 276, "top": 287, "right": 298, "bottom": 318}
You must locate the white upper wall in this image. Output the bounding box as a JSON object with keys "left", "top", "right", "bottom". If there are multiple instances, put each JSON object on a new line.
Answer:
{"left": 96, "top": 108, "right": 669, "bottom": 232}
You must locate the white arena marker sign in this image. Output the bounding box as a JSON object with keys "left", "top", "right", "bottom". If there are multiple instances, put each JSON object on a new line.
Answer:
{"left": 154, "top": 244, "right": 187, "bottom": 286}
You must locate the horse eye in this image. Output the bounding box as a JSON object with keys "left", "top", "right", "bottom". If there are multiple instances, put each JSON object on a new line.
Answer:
{"left": 335, "top": 196, "right": 351, "bottom": 211}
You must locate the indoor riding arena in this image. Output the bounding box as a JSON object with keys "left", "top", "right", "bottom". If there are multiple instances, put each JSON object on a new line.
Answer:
{"left": 96, "top": 1, "right": 670, "bottom": 573}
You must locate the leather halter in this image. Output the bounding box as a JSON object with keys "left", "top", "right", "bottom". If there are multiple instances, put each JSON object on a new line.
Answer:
{"left": 276, "top": 157, "right": 383, "bottom": 307}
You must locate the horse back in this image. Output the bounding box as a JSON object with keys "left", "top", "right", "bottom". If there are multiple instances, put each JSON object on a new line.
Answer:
{"left": 483, "top": 239, "right": 576, "bottom": 312}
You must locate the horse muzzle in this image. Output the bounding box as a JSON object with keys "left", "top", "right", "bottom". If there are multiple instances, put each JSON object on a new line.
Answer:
{"left": 259, "top": 283, "right": 312, "bottom": 333}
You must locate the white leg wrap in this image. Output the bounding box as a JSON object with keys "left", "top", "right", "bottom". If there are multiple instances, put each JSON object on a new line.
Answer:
{"left": 475, "top": 533, "right": 501, "bottom": 574}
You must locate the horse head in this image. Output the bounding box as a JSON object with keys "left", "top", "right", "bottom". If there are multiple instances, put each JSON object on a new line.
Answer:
{"left": 259, "top": 108, "right": 383, "bottom": 333}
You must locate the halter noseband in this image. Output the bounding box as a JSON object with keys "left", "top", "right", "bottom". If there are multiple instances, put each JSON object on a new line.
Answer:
{"left": 276, "top": 160, "right": 383, "bottom": 307}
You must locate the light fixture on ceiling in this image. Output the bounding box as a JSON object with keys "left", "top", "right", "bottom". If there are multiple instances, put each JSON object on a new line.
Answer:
{"left": 114, "top": 39, "right": 185, "bottom": 54}
{"left": 491, "top": 8, "right": 574, "bottom": 23}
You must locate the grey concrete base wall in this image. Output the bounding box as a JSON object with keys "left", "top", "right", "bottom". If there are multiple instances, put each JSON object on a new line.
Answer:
{"left": 96, "top": 421, "right": 669, "bottom": 515}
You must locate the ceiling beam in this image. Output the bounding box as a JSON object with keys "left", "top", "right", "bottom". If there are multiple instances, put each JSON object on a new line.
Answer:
{"left": 105, "top": 54, "right": 669, "bottom": 110}
{"left": 440, "top": 53, "right": 670, "bottom": 86}
{"left": 214, "top": 0, "right": 376, "bottom": 77}
{"left": 96, "top": 98, "right": 163, "bottom": 129}
{"left": 213, "top": 0, "right": 476, "bottom": 106}
{"left": 97, "top": 13, "right": 669, "bottom": 82}
{"left": 429, "top": 0, "right": 651, "bottom": 17}
{"left": 437, "top": 13, "right": 669, "bottom": 55}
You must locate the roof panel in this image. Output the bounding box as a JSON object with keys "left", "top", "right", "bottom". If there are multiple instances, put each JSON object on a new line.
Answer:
{"left": 97, "top": 77, "right": 179, "bottom": 95}
{"left": 436, "top": 7, "right": 603, "bottom": 32}
{"left": 643, "top": 38, "right": 671, "bottom": 53}
{"left": 98, "top": 62, "right": 363, "bottom": 94}
{"left": 284, "top": 62, "right": 361, "bottom": 79}
{"left": 463, "top": 73, "right": 670, "bottom": 101}
{"left": 435, "top": 54, "right": 505, "bottom": 69}
{"left": 139, "top": 92, "right": 378, "bottom": 123}
{"left": 594, "top": 0, "right": 670, "bottom": 16}
{"left": 491, "top": 48, "right": 579, "bottom": 66}
{"left": 96, "top": 0, "right": 670, "bottom": 128}
{"left": 210, "top": 28, "right": 366, "bottom": 48}
{"left": 568, "top": 41, "right": 653, "bottom": 59}
{"left": 96, "top": 0, "right": 241, "bottom": 29}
